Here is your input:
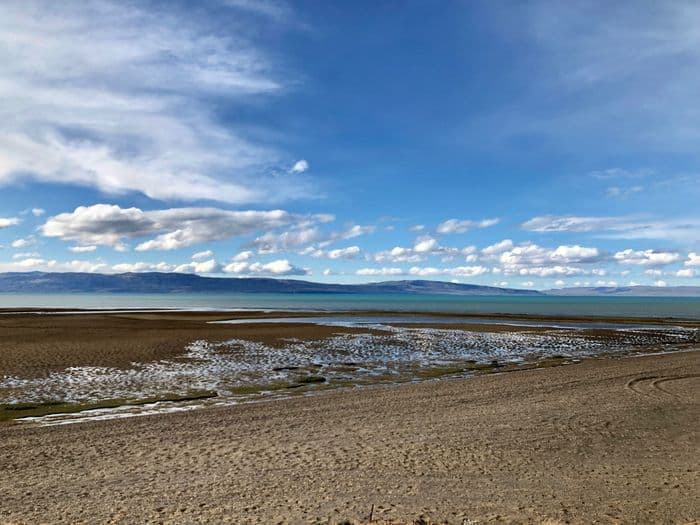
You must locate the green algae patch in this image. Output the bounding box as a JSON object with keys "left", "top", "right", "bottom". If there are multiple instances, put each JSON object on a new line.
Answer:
{"left": 0, "top": 390, "right": 218, "bottom": 422}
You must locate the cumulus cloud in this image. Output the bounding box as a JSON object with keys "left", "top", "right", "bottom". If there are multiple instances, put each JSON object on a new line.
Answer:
{"left": 248, "top": 222, "right": 371, "bottom": 254}
{"left": 613, "top": 249, "right": 681, "bottom": 266}
{"left": 112, "top": 262, "right": 175, "bottom": 273}
{"left": 676, "top": 268, "right": 696, "bottom": 277}
{"left": 231, "top": 250, "right": 255, "bottom": 262}
{"left": 481, "top": 239, "right": 514, "bottom": 256}
{"left": 0, "top": 1, "right": 313, "bottom": 204}
{"left": 408, "top": 265, "right": 489, "bottom": 278}
{"left": 356, "top": 267, "right": 403, "bottom": 276}
{"left": 355, "top": 265, "right": 488, "bottom": 278}
{"left": 686, "top": 253, "right": 700, "bottom": 266}
{"left": 306, "top": 246, "right": 361, "bottom": 259}
{"left": 11, "top": 237, "right": 36, "bottom": 249}
{"left": 69, "top": 245, "right": 97, "bottom": 253}
{"left": 414, "top": 235, "right": 439, "bottom": 253}
{"left": 370, "top": 239, "right": 476, "bottom": 264}
{"left": 174, "top": 259, "right": 221, "bottom": 274}
{"left": 0, "top": 258, "right": 109, "bottom": 273}
{"left": 435, "top": 218, "right": 499, "bottom": 234}
{"left": 290, "top": 160, "right": 309, "bottom": 173}
{"left": 41, "top": 204, "right": 321, "bottom": 251}
{"left": 192, "top": 250, "right": 214, "bottom": 261}
{"left": 223, "top": 259, "right": 308, "bottom": 276}
{"left": 0, "top": 217, "right": 20, "bottom": 229}
{"left": 490, "top": 242, "right": 606, "bottom": 277}
{"left": 31, "top": 208, "right": 45, "bottom": 217}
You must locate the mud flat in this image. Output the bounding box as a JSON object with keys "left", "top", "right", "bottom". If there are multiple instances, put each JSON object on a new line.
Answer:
{"left": 1, "top": 311, "right": 698, "bottom": 425}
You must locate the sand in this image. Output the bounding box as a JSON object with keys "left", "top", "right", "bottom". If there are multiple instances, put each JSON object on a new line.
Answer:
{"left": 1, "top": 348, "right": 698, "bottom": 524}
{"left": 0, "top": 312, "right": 384, "bottom": 378}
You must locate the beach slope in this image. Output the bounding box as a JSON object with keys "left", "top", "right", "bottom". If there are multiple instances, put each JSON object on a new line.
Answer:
{"left": 1, "top": 350, "right": 698, "bottom": 524}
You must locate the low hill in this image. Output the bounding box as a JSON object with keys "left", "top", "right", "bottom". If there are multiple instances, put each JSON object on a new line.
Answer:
{"left": 0, "top": 272, "right": 542, "bottom": 295}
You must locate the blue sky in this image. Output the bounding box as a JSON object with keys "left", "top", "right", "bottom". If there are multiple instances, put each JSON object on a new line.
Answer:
{"left": 0, "top": 0, "right": 698, "bottom": 289}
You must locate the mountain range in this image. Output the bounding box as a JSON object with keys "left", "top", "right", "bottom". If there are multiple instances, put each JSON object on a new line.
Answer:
{"left": 0, "top": 272, "right": 698, "bottom": 296}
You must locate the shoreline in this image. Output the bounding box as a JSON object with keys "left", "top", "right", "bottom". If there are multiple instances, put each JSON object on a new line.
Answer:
{"left": 1, "top": 350, "right": 698, "bottom": 524}
{"left": 1, "top": 310, "right": 698, "bottom": 427}
{"left": 1, "top": 307, "right": 699, "bottom": 326}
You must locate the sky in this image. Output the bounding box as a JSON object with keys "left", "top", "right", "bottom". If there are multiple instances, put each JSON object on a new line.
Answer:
{"left": 0, "top": 0, "right": 699, "bottom": 290}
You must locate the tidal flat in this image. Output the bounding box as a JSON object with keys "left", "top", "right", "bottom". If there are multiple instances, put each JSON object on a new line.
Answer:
{"left": 1, "top": 310, "right": 698, "bottom": 426}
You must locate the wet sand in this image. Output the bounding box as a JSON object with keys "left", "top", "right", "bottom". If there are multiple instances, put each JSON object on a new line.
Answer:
{"left": 2, "top": 310, "right": 697, "bottom": 379}
{"left": 0, "top": 312, "right": 383, "bottom": 378}
{"left": 0, "top": 351, "right": 697, "bottom": 524}
{"left": 0, "top": 312, "right": 698, "bottom": 523}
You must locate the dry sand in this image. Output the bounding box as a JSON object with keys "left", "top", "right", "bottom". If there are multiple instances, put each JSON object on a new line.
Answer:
{"left": 1, "top": 349, "right": 698, "bottom": 524}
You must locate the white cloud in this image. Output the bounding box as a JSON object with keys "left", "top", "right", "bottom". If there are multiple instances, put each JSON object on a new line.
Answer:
{"left": 414, "top": 235, "right": 438, "bottom": 253}
{"left": 686, "top": 253, "right": 700, "bottom": 266}
{"left": 356, "top": 267, "right": 403, "bottom": 276}
{"left": 31, "top": 208, "right": 45, "bottom": 217}
{"left": 498, "top": 242, "right": 602, "bottom": 267}
{"left": 223, "top": 259, "right": 308, "bottom": 276}
{"left": 192, "top": 250, "right": 214, "bottom": 260}
{"left": 0, "top": 258, "right": 108, "bottom": 273}
{"left": 11, "top": 237, "right": 35, "bottom": 249}
{"left": 174, "top": 259, "right": 221, "bottom": 274}
{"left": 250, "top": 227, "right": 323, "bottom": 254}
{"left": 654, "top": 280, "right": 668, "bottom": 287}
{"left": 481, "top": 239, "right": 514, "bottom": 256}
{"left": 326, "top": 246, "right": 361, "bottom": 259}
{"left": 290, "top": 160, "right": 309, "bottom": 173}
{"left": 613, "top": 249, "right": 681, "bottom": 266}
{"left": 371, "top": 246, "right": 424, "bottom": 264}
{"left": 231, "top": 251, "right": 255, "bottom": 262}
{"left": 550, "top": 245, "right": 601, "bottom": 262}
{"left": 370, "top": 240, "right": 476, "bottom": 264}
{"left": 489, "top": 242, "right": 607, "bottom": 278}
{"left": 41, "top": 204, "right": 318, "bottom": 251}
{"left": 0, "top": 1, "right": 313, "bottom": 204}
{"left": 676, "top": 268, "right": 696, "bottom": 277}
{"left": 409, "top": 224, "right": 425, "bottom": 232}
{"left": 355, "top": 265, "right": 488, "bottom": 278}
{"left": 0, "top": 217, "right": 20, "bottom": 229}
{"left": 249, "top": 222, "right": 371, "bottom": 254}
{"left": 69, "top": 245, "right": 97, "bottom": 253}
{"left": 112, "top": 262, "right": 175, "bottom": 273}
{"left": 436, "top": 218, "right": 499, "bottom": 234}
{"left": 522, "top": 215, "right": 700, "bottom": 242}
{"left": 408, "top": 265, "right": 489, "bottom": 278}
{"left": 12, "top": 251, "right": 40, "bottom": 259}
{"left": 522, "top": 215, "right": 622, "bottom": 233}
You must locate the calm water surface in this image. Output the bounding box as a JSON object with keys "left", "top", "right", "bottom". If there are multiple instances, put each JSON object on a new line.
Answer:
{"left": 0, "top": 293, "right": 698, "bottom": 319}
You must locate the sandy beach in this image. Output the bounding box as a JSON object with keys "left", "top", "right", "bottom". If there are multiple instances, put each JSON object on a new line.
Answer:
{"left": 0, "top": 312, "right": 698, "bottom": 524}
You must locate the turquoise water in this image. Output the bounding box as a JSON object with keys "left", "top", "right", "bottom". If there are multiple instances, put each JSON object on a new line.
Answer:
{"left": 0, "top": 293, "right": 698, "bottom": 319}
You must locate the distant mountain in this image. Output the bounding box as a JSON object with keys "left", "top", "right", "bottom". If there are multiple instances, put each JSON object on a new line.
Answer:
{"left": 0, "top": 272, "right": 542, "bottom": 296}
{"left": 544, "top": 286, "right": 700, "bottom": 297}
